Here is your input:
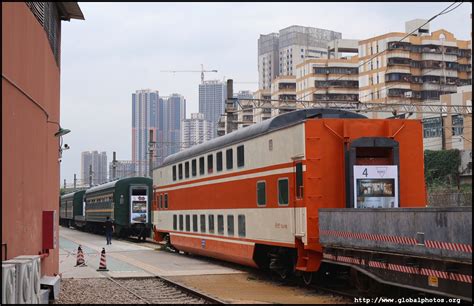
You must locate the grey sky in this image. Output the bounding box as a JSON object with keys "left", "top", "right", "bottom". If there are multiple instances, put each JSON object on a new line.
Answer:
{"left": 59, "top": 2, "right": 472, "bottom": 185}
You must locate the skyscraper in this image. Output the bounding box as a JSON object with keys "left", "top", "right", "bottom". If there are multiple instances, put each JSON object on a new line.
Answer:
{"left": 181, "top": 113, "right": 213, "bottom": 150}
{"left": 108, "top": 160, "right": 135, "bottom": 180}
{"left": 159, "top": 93, "right": 186, "bottom": 164}
{"left": 132, "top": 89, "right": 160, "bottom": 177}
{"left": 81, "top": 151, "right": 107, "bottom": 185}
{"left": 199, "top": 80, "right": 226, "bottom": 138}
{"left": 258, "top": 25, "right": 342, "bottom": 90}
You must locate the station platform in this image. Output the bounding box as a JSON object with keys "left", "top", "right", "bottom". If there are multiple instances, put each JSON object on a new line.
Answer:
{"left": 59, "top": 227, "right": 245, "bottom": 279}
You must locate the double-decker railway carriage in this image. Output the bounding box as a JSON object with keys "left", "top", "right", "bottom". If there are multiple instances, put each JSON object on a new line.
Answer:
{"left": 60, "top": 190, "right": 86, "bottom": 227}
{"left": 84, "top": 177, "right": 152, "bottom": 239}
{"left": 152, "top": 108, "right": 427, "bottom": 280}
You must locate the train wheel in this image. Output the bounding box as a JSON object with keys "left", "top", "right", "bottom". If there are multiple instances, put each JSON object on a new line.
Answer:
{"left": 302, "top": 272, "right": 313, "bottom": 285}
{"left": 350, "top": 268, "right": 372, "bottom": 293}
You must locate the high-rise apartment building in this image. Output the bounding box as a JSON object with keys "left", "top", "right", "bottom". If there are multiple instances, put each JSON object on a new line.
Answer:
{"left": 358, "top": 20, "right": 471, "bottom": 119}
{"left": 199, "top": 80, "right": 226, "bottom": 137}
{"left": 258, "top": 25, "right": 342, "bottom": 90}
{"left": 81, "top": 151, "right": 107, "bottom": 185}
{"left": 109, "top": 160, "right": 135, "bottom": 180}
{"left": 181, "top": 113, "right": 213, "bottom": 150}
{"left": 159, "top": 94, "right": 186, "bottom": 163}
{"left": 132, "top": 89, "right": 160, "bottom": 177}
{"left": 270, "top": 75, "right": 297, "bottom": 117}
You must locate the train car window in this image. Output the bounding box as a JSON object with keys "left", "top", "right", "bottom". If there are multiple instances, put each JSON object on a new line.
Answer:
{"left": 207, "top": 154, "right": 213, "bottom": 174}
{"left": 278, "top": 178, "right": 289, "bottom": 205}
{"left": 185, "top": 162, "right": 190, "bottom": 178}
{"left": 217, "top": 215, "right": 224, "bottom": 235}
{"left": 179, "top": 215, "right": 184, "bottom": 231}
{"left": 209, "top": 215, "right": 215, "bottom": 233}
{"left": 173, "top": 165, "right": 177, "bottom": 181}
{"left": 164, "top": 194, "right": 168, "bottom": 209}
{"left": 132, "top": 189, "right": 146, "bottom": 195}
{"left": 173, "top": 215, "right": 177, "bottom": 230}
{"left": 226, "top": 148, "right": 233, "bottom": 170}
{"left": 216, "top": 152, "right": 223, "bottom": 172}
{"left": 192, "top": 215, "right": 198, "bottom": 232}
{"left": 200, "top": 215, "right": 206, "bottom": 233}
{"left": 257, "top": 181, "right": 266, "bottom": 206}
{"left": 199, "top": 157, "right": 205, "bottom": 175}
{"left": 296, "top": 162, "right": 303, "bottom": 198}
{"left": 178, "top": 164, "right": 183, "bottom": 180}
{"left": 227, "top": 215, "right": 234, "bottom": 236}
{"left": 237, "top": 145, "right": 244, "bottom": 168}
{"left": 192, "top": 159, "right": 197, "bottom": 177}
{"left": 185, "top": 215, "right": 190, "bottom": 231}
{"left": 238, "top": 215, "right": 246, "bottom": 237}
{"left": 159, "top": 194, "right": 162, "bottom": 209}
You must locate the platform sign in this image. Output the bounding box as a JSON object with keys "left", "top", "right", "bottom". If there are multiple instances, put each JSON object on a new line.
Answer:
{"left": 354, "top": 165, "right": 398, "bottom": 208}
{"left": 130, "top": 195, "right": 148, "bottom": 223}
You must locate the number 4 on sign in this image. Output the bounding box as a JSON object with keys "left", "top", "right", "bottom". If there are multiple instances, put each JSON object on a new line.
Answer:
{"left": 362, "top": 168, "right": 368, "bottom": 177}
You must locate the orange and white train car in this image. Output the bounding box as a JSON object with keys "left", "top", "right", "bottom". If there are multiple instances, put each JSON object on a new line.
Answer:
{"left": 151, "top": 108, "right": 426, "bottom": 278}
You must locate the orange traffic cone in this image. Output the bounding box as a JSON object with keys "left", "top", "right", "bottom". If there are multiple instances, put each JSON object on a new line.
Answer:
{"left": 75, "top": 245, "right": 87, "bottom": 267}
{"left": 97, "top": 248, "right": 109, "bottom": 271}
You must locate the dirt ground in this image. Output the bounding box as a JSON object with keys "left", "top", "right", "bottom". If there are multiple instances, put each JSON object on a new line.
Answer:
{"left": 168, "top": 273, "right": 351, "bottom": 304}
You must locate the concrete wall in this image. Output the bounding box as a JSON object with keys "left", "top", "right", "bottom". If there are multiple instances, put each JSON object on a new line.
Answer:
{"left": 2, "top": 2, "right": 61, "bottom": 276}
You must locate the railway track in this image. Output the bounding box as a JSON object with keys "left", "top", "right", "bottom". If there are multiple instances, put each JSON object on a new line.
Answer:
{"left": 107, "top": 276, "right": 225, "bottom": 304}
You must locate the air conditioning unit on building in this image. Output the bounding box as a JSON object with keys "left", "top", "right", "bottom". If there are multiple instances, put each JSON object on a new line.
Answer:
{"left": 3, "top": 259, "right": 33, "bottom": 304}
{"left": 15, "top": 255, "right": 41, "bottom": 304}
{"left": 2, "top": 264, "right": 17, "bottom": 304}
{"left": 404, "top": 91, "right": 413, "bottom": 98}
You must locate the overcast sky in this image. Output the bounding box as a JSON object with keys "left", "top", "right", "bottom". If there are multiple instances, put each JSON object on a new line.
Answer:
{"left": 59, "top": 2, "right": 472, "bottom": 185}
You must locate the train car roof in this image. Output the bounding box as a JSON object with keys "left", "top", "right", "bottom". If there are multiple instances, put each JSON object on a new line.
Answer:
{"left": 85, "top": 177, "right": 152, "bottom": 195}
{"left": 159, "top": 108, "right": 366, "bottom": 167}
{"left": 61, "top": 189, "right": 86, "bottom": 200}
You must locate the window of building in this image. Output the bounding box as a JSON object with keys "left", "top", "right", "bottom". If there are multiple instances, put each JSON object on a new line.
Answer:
{"left": 178, "top": 164, "right": 183, "bottom": 180}
{"left": 237, "top": 145, "right": 245, "bottom": 167}
{"left": 185, "top": 215, "right": 190, "bottom": 231}
{"left": 159, "top": 194, "right": 162, "bottom": 209}
{"left": 179, "top": 215, "right": 184, "bottom": 231}
{"left": 209, "top": 215, "right": 215, "bottom": 233}
{"left": 192, "top": 215, "right": 198, "bottom": 232}
{"left": 172, "top": 165, "right": 177, "bottom": 181}
{"left": 173, "top": 215, "right": 177, "bottom": 230}
{"left": 278, "top": 178, "right": 289, "bottom": 205}
{"left": 226, "top": 148, "right": 233, "bottom": 170}
{"left": 217, "top": 215, "right": 224, "bottom": 235}
{"left": 452, "top": 115, "right": 464, "bottom": 136}
{"left": 227, "top": 215, "right": 234, "bottom": 236}
{"left": 200, "top": 215, "right": 206, "bottom": 233}
{"left": 423, "top": 117, "right": 442, "bottom": 138}
{"left": 238, "top": 215, "right": 246, "bottom": 237}
{"left": 296, "top": 162, "right": 303, "bottom": 199}
{"left": 199, "top": 157, "right": 205, "bottom": 175}
{"left": 164, "top": 194, "right": 168, "bottom": 209}
{"left": 257, "top": 181, "right": 266, "bottom": 206}
{"left": 207, "top": 154, "right": 213, "bottom": 174}
{"left": 216, "top": 152, "right": 223, "bottom": 171}
{"left": 185, "top": 162, "right": 190, "bottom": 178}
{"left": 192, "top": 159, "right": 197, "bottom": 176}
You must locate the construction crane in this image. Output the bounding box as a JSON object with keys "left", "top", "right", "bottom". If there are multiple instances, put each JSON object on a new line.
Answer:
{"left": 161, "top": 64, "right": 217, "bottom": 83}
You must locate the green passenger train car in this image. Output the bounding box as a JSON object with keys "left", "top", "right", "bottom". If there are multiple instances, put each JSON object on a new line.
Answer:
{"left": 84, "top": 177, "right": 152, "bottom": 239}
{"left": 59, "top": 190, "right": 86, "bottom": 227}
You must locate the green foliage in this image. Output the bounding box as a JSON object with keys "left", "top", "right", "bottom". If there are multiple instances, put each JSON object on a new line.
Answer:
{"left": 424, "top": 149, "right": 461, "bottom": 188}
{"left": 60, "top": 188, "right": 67, "bottom": 196}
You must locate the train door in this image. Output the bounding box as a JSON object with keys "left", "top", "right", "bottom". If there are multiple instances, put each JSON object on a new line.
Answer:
{"left": 294, "top": 160, "right": 306, "bottom": 240}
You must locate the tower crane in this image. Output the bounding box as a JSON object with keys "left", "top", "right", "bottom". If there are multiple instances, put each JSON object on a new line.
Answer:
{"left": 161, "top": 64, "right": 217, "bottom": 83}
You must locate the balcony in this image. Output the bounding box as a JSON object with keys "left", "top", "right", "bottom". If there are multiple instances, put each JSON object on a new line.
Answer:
{"left": 314, "top": 80, "right": 358, "bottom": 88}
{"left": 313, "top": 67, "right": 358, "bottom": 75}
{"left": 313, "top": 93, "right": 358, "bottom": 102}
{"left": 387, "top": 57, "right": 412, "bottom": 66}
{"left": 278, "top": 83, "right": 296, "bottom": 90}
{"left": 387, "top": 41, "right": 413, "bottom": 52}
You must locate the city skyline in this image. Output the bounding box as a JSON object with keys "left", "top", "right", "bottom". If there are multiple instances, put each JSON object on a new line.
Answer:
{"left": 59, "top": 2, "right": 472, "bottom": 184}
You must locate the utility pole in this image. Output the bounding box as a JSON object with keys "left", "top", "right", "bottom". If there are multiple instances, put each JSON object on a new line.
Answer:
{"left": 148, "top": 130, "right": 155, "bottom": 179}
{"left": 89, "top": 164, "right": 93, "bottom": 187}
{"left": 64, "top": 179, "right": 66, "bottom": 189}
{"left": 440, "top": 35, "right": 447, "bottom": 150}
{"left": 225, "top": 79, "right": 237, "bottom": 135}
{"left": 74, "top": 174, "right": 77, "bottom": 190}
{"left": 112, "top": 151, "right": 117, "bottom": 180}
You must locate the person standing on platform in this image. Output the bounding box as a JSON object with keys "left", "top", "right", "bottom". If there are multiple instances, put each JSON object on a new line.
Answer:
{"left": 104, "top": 216, "right": 115, "bottom": 245}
